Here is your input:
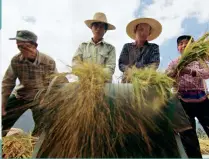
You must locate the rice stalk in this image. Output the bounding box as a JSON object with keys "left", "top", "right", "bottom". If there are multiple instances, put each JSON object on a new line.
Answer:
{"left": 176, "top": 32, "right": 209, "bottom": 74}
{"left": 36, "top": 62, "right": 118, "bottom": 157}
{"left": 35, "top": 63, "right": 178, "bottom": 158}
{"left": 124, "top": 66, "right": 175, "bottom": 110}
{"left": 199, "top": 139, "right": 209, "bottom": 155}
{"left": 121, "top": 66, "right": 175, "bottom": 137}
{"left": 2, "top": 132, "right": 38, "bottom": 158}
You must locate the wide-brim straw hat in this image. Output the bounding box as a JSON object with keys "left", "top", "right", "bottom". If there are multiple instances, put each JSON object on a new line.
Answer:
{"left": 84, "top": 12, "right": 116, "bottom": 30}
{"left": 126, "top": 18, "right": 162, "bottom": 41}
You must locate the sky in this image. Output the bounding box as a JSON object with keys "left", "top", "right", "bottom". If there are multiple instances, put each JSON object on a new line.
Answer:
{"left": 1, "top": 0, "right": 209, "bottom": 84}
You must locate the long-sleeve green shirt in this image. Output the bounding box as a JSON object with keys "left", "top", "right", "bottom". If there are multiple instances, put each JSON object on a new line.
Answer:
{"left": 72, "top": 39, "right": 116, "bottom": 77}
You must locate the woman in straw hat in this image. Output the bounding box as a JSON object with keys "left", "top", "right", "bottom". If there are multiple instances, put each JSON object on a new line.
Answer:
{"left": 118, "top": 17, "right": 162, "bottom": 82}
{"left": 72, "top": 12, "right": 116, "bottom": 82}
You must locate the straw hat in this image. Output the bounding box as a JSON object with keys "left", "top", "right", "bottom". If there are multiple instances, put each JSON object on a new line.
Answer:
{"left": 126, "top": 18, "right": 162, "bottom": 41}
{"left": 84, "top": 12, "right": 116, "bottom": 30}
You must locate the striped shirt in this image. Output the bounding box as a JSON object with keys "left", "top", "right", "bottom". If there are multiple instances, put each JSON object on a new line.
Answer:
{"left": 2, "top": 51, "right": 57, "bottom": 105}
{"left": 118, "top": 41, "right": 160, "bottom": 72}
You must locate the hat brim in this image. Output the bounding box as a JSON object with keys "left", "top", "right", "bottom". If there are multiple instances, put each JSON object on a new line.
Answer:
{"left": 126, "top": 18, "right": 162, "bottom": 41}
{"left": 9, "top": 37, "right": 30, "bottom": 41}
{"left": 84, "top": 20, "right": 116, "bottom": 30}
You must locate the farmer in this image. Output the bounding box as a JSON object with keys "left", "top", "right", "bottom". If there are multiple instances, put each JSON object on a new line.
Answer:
{"left": 166, "top": 35, "right": 209, "bottom": 158}
{"left": 72, "top": 12, "right": 116, "bottom": 82}
{"left": 118, "top": 17, "right": 162, "bottom": 82}
{"left": 2, "top": 30, "right": 58, "bottom": 137}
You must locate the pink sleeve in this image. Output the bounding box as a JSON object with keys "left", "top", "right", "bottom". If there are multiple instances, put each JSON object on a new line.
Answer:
{"left": 194, "top": 62, "right": 209, "bottom": 79}
{"left": 166, "top": 59, "right": 178, "bottom": 72}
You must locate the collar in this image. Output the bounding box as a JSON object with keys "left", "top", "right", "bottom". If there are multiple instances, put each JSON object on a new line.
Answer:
{"left": 89, "top": 38, "right": 104, "bottom": 45}
{"left": 19, "top": 50, "right": 40, "bottom": 65}
{"left": 132, "top": 40, "right": 149, "bottom": 46}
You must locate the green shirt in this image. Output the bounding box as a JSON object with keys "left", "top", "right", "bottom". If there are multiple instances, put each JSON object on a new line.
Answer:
{"left": 72, "top": 39, "right": 116, "bottom": 76}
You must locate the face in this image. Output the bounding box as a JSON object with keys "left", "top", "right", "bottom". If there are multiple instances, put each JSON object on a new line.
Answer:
{"left": 91, "top": 22, "right": 107, "bottom": 39}
{"left": 177, "top": 39, "right": 189, "bottom": 54}
{"left": 16, "top": 40, "right": 37, "bottom": 59}
{"left": 135, "top": 23, "right": 151, "bottom": 41}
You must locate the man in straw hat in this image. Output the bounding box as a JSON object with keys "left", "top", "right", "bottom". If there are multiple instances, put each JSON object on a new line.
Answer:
{"left": 72, "top": 12, "right": 116, "bottom": 82}
{"left": 119, "top": 17, "right": 162, "bottom": 82}
{"left": 166, "top": 35, "right": 209, "bottom": 158}
{"left": 2, "top": 30, "right": 58, "bottom": 137}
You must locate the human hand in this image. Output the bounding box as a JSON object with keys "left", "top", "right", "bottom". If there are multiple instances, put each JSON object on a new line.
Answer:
{"left": 18, "top": 43, "right": 37, "bottom": 60}
{"left": 135, "top": 62, "right": 143, "bottom": 68}
{"left": 180, "top": 68, "right": 196, "bottom": 77}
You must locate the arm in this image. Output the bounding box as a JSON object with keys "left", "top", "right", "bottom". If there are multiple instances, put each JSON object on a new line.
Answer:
{"left": 49, "top": 60, "right": 69, "bottom": 85}
{"left": 118, "top": 44, "right": 129, "bottom": 72}
{"left": 176, "top": 61, "right": 209, "bottom": 79}
{"left": 43, "top": 59, "right": 59, "bottom": 87}
{"left": 50, "top": 60, "right": 58, "bottom": 74}
{"left": 2, "top": 63, "right": 17, "bottom": 114}
{"left": 165, "top": 61, "right": 178, "bottom": 78}
{"left": 190, "top": 62, "right": 209, "bottom": 79}
{"left": 50, "top": 61, "right": 69, "bottom": 86}
{"left": 72, "top": 44, "right": 84, "bottom": 67}
{"left": 103, "top": 46, "right": 116, "bottom": 76}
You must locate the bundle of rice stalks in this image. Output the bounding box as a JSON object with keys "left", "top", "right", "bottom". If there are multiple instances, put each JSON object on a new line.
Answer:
{"left": 2, "top": 132, "right": 38, "bottom": 158}
{"left": 35, "top": 62, "right": 180, "bottom": 158}
{"left": 124, "top": 66, "right": 175, "bottom": 110}
{"left": 176, "top": 32, "right": 209, "bottom": 73}
{"left": 37, "top": 62, "right": 119, "bottom": 158}
{"left": 121, "top": 66, "right": 176, "bottom": 135}
{"left": 199, "top": 139, "right": 209, "bottom": 154}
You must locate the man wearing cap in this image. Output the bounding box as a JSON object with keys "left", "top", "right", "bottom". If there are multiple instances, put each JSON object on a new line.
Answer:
{"left": 118, "top": 18, "right": 162, "bottom": 82}
{"left": 2, "top": 30, "right": 58, "bottom": 136}
{"left": 166, "top": 35, "right": 209, "bottom": 158}
{"left": 72, "top": 12, "right": 116, "bottom": 82}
